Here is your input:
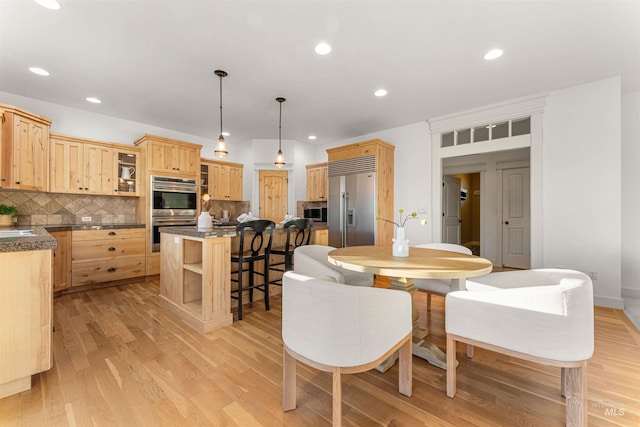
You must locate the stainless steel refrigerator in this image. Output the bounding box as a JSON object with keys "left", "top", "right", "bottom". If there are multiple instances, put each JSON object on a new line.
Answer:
{"left": 328, "top": 172, "right": 376, "bottom": 247}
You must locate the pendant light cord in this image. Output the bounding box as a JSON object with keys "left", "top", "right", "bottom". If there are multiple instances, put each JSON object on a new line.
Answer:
{"left": 278, "top": 100, "right": 282, "bottom": 150}
{"left": 219, "top": 74, "right": 223, "bottom": 137}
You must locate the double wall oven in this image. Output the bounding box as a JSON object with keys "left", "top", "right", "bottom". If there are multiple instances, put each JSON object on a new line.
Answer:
{"left": 150, "top": 176, "right": 198, "bottom": 252}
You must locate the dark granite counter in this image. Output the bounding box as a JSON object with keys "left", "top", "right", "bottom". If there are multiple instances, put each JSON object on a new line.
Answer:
{"left": 161, "top": 221, "right": 327, "bottom": 239}
{"left": 160, "top": 226, "right": 237, "bottom": 239}
{"left": 0, "top": 226, "right": 57, "bottom": 252}
{"left": 0, "top": 224, "right": 145, "bottom": 253}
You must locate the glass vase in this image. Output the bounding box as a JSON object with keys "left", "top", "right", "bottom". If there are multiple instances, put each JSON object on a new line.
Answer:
{"left": 392, "top": 227, "right": 409, "bottom": 257}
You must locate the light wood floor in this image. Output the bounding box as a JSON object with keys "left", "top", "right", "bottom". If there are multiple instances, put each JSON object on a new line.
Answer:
{"left": 1, "top": 278, "right": 639, "bottom": 426}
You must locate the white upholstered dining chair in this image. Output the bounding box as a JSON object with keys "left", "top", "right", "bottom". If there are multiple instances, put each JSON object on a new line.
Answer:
{"left": 412, "top": 243, "right": 472, "bottom": 311}
{"left": 446, "top": 268, "right": 594, "bottom": 427}
{"left": 281, "top": 271, "right": 412, "bottom": 426}
{"left": 293, "top": 244, "right": 374, "bottom": 287}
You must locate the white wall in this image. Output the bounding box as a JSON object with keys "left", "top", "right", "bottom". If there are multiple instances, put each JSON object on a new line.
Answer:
{"left": 621, "top": 91, "right": 640, "bottom": 299}
{"left": 0, "top": 91, "right": 232, "bottom": 159}
{"left": 542, "top": 77, "right": 622, "bottom": 308}
{"left": 317, "top": 121, "right": 432, "bottom": 244}
{"left": 240, "top": 138, "right": 316, "bottom": 218}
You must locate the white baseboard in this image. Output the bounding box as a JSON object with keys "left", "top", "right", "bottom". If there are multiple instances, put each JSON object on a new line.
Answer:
{"left": 622, "top": 288, "right": 640, "bottom": 299}
{"left": 594, "top": 295, "right": 625, "bottom": 309}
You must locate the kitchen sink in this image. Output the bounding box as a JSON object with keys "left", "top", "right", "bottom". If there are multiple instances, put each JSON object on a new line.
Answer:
{"left": 0, "top": 229, "right": 36, "bottom": 238}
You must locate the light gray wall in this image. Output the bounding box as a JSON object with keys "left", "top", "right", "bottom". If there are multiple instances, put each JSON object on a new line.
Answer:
{"left": 542, "top": 77, "right": 622, "bottom": 307}
{"left": 622, "top": 91, "right": 640, "bottom": 299}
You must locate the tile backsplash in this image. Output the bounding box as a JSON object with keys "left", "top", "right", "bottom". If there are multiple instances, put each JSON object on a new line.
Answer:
{"left": 0, "top": 190, "right": 137, "bottom": 225}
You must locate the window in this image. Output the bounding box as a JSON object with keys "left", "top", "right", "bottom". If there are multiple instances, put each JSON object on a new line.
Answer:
{"left": 441, "top": 117, "right": 530, "bottom": 148}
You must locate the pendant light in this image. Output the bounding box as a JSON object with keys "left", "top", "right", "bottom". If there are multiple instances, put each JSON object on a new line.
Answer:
{"left": 214, "top": 70, "right": 228, "bottom": 157}
{"left": 274, "top": 97, "right": 286, "bottom": 168}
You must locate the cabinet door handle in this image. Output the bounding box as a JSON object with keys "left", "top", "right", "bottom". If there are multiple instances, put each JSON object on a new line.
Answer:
{"left": 108, "top": 231, "right": 116, "bottom": 236}
{"left": 107, "top": 267, "right": 117, "bottom": 272}
{"left": 108, "top": 247, "right": 116, "bottom": 251}
{"left": 15, "top": 181, "right": 20, "bottom": 184}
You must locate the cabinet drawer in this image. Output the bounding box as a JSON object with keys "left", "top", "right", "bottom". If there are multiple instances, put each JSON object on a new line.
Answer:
{"left": 72, "top": 238, "right": 145, "bottom": 261}
{"left": 72, "top": 228, "right": 144, "bottom": 242}
{"left": 72, "top": 256, "right": 145, "bottom": 286}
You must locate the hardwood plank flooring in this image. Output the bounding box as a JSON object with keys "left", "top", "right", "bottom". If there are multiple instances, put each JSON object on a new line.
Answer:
{"left": 1, "top": 278, "right": 639, "bottom": 426}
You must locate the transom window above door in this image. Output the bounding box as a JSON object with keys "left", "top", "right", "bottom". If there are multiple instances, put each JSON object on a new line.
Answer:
{"left": 441, "top": 117, "right": 530, "bottom": 148}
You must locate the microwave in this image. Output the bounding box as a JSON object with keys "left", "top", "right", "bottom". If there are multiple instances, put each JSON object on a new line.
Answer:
{"left": 304, "top": 207, "right": 327, "bottom": 222}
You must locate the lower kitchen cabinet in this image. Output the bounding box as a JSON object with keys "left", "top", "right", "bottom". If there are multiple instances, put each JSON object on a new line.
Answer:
{"left": 71, "top": 227, "right": 145, "bottom": 286}
{"left": 0, "top": 249, "right": 52, "bottom": 398}
{"left": 51, "top": 230, "right": 72, "bottom": 292}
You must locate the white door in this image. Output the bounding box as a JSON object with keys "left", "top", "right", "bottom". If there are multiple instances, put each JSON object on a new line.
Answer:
{"left": 442, "top": 175, "right": 461, "bottom": 244}
{"left": 502, "top": 167, "right": 530, "bottom": 268}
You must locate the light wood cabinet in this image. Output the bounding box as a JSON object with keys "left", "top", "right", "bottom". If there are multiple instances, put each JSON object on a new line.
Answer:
{"left": 306, "top": 162, "right": 327, "bottom": 201}
{"left": 114, "top": 146, "right": 141, "bottom": 196}
{"left": 49, "top": 133, "right": 139, "bottom": 196}
{"left": 71, "top": 228, "right": 145, "bottom": 286}
{"left": 326, "top": 138, "right": 395, "bottom": 246}
{"left": 0, "top": 249, "right": 52, "bottom": 398}
{"left": 0, "top": 104, "right": 51, "bottom": 191}
{"left": 160, "top": 232, "right": 233, "bottom": 333}
{"left": 135, "top": 134, "right": 201, "bottom": 177}
{"left": 51, "top": 230, "right": 71, "bottom": 292}
{"left": 201, "top": 158, "right": 243, "bottom": 201}
{"left": 311, "top": 228, "right": 328, "bottom": 245}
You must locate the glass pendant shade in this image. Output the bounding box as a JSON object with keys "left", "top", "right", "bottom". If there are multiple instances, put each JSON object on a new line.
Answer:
{"left": 275, "top": 149, "right": 285, "bottom": 168}
{"left": 214, "top": 135, "right": 228, "bottom": 157}
{"left": 275, "top": 97, "right": 286, "bottom": 168}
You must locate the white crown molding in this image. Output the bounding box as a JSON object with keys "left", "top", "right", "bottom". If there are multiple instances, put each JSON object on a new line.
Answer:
{"left": 428, "top": 93, "right": 548, "bottom": 134}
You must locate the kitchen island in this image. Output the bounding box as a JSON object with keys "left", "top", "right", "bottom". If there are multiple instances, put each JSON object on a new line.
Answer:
{"left": 159, "top": 227, "right": 236, "bottom": 333}
{"left": 160, "top": 223, "right": 328, "bottom": 333}
{"left": 0, "top": 226, "right": 56, "bottom": 398}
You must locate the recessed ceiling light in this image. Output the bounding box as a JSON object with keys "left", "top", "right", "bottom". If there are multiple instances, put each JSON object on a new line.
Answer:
{"left": 374, "top": 89, "right": 388, "bottom": 97}
{"left": 34, "top": 0, "right": 61, "bottom": 10}
{"left": 314, "top": 42, "right": 331, "bottom": 55}
{"left": 484, "top": 48, "right": 503, "bottom": 60}
{"left": 221, "top": 132, "right": 230, "bottom": 136}
{"left": 29, "top": 67, "right": 49, "bottom": 76}
{"left": 86, "top": 97, "right": 102, "bottom": 104}
{"left": 308, "top": 135, "right": 317, "bottom": 140}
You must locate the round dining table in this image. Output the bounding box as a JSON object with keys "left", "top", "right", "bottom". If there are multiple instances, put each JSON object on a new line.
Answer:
{"left": 328, "top": 245, "right": 493, "bottom": 371}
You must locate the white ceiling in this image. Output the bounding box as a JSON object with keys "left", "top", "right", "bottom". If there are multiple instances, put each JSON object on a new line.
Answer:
{"left": 1, "top": 0, "right": 639, "bottom": 147}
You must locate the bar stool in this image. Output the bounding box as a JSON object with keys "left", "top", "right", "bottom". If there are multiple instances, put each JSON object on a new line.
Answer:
{"left": 269, "top": 219, "right": 314, "bottom": 286}
{"left": 230, "top": 219, "right": 276, "bottom": 320}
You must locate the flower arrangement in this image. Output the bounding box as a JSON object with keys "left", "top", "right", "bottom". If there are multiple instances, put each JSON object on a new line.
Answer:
{"left": 376, "top": 209, "right": 427, "bottom": 228}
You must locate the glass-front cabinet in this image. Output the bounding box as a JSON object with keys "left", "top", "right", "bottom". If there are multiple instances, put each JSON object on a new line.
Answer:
{"left": 115, "top": 147, "right": 140, "bottom": 196}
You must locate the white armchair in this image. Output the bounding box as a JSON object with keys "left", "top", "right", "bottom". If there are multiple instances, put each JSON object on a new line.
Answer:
{"left": 282, "top": 271, "right": 412, "bottom": 426}
{"left": 446, "top": 269, "right": 594, "bottom": 426}
{"left": 293, "top": 245, "right": 373, "bottom": 287}
{"left": 412, "top": 243, "right": 472, "bottom": 311}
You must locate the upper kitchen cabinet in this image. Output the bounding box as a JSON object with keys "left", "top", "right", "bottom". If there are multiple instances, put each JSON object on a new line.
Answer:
{"left": 49, "top": 133, "right": 113, "bottom": 195}
{"left": 135, "top": 134, "right": 201, "bottom": 178}
{"left": 306, "top": 162, "right": 327, "bottom": 201}
{"left": 201, "top": 158, "right": 243, "bottom": 201}
{"left": 114, "top": 146, "right": 141, "bottom": 196}
{"left": 0, "top": 104, "right": 51, "bottom": 191}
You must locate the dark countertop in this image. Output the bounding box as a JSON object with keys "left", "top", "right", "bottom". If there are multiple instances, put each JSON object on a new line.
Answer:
{"left": 0, "top": 223, "right": 145, "bottom": 253}
{"left": 160, "top": 226, "right": 237, "bottom": 239}
{"left": 161, "top": 221, "right": 327, "bottom": 239}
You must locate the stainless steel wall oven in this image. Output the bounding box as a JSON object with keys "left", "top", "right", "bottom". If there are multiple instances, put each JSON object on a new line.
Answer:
{"left": 150, "top": 176, "right": 198, "bottom": 251}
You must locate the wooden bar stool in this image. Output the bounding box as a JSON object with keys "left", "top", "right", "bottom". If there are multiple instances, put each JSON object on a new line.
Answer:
{"left": 269, "top": 219, "right": 313, "bottom": 286}
{"left": 230, "top": 220, "right": 276, "bottom": 320}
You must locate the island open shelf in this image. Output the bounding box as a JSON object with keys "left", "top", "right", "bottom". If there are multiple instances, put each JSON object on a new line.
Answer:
{"left": 159, "top": 232, "right": 232, "bottom": 333}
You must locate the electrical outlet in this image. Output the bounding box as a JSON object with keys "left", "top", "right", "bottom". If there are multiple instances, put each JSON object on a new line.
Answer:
{"left": 588, "top": 271, "right": 597, "bottom": 281}
{"left": 81, "top": 216, "right": 92, "bottom": 222}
